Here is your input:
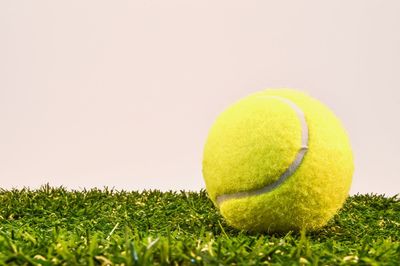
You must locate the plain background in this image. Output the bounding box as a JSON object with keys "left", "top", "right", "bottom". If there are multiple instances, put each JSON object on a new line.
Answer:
{"left": 1, "top": 1, "right": 399, "bottom": 195}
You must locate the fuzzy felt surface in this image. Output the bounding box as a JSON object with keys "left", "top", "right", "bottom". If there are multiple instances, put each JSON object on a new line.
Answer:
{"left": 202, "top": 89, "right": 354, "bottom": 232}
{"left": 203, "top": 96, "right": 301, "bottom": 201}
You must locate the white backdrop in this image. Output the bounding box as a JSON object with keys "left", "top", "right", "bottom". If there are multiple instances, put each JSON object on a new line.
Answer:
{"left": 1, "top": 1, "right": 399, "bottom": 195}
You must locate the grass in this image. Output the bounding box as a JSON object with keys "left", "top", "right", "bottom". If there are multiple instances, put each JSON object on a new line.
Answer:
{"left": 0, "top": 185, "right": 399, "bottom": 265}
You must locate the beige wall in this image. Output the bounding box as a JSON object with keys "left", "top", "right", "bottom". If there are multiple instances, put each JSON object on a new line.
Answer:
{"left": 1, "top": 1, "right": 399, "bottom": 195}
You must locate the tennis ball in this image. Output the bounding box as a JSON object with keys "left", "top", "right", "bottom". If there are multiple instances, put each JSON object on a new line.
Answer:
{"left": 202, "top": 89, "right": 354, "bottom": 233}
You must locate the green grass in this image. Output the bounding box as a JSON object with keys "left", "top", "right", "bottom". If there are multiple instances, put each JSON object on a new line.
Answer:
{"left": 0, "top": 186, "right": 399, "bottom": 265}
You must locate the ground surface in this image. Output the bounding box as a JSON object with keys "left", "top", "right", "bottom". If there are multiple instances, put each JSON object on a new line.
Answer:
{"left": 0, "top": 186, "right": 399, "bottom": 265}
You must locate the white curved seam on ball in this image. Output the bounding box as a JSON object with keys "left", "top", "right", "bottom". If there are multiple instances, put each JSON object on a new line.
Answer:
{"left": 216, "top": 96, "right": 309, "bottom": 207}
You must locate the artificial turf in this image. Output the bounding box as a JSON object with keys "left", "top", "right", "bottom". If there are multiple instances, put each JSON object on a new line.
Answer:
{"left": 0, "top": 186, "right": 398, "bottom": 265}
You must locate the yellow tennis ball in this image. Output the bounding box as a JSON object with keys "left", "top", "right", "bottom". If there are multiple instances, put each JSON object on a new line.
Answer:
{"left": 202, "top": 89, "right": 354, "bottom": 232}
